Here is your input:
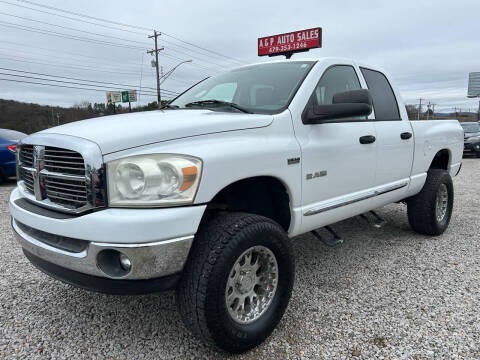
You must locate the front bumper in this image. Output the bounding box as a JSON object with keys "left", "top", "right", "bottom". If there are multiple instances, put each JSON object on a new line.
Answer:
{"left": 12, "top": 218, "right": 193, "bottom": 280}
{"left": 9, "top": 187, "right": 206, "bottom": 287}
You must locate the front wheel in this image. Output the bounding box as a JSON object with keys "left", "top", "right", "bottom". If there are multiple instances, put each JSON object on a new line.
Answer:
{"left": 176, "top": 212, "right": 294, "bottom": 353}
{"left": 407, "top": 169, "right": 454, "bottom": 235}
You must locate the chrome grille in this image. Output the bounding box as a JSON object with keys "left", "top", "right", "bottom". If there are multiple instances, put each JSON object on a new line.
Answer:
{"left": 19, "top": 144, "right": 34, "bottom": 167}
{"left": 44, "top": 147, "right": 85, "bottom": 176}
{"left": 44, "top": 177, "right": 88, "bottom": 206}
{"left": 17, "top": 134, "right": 105, "bottom": 214}
{"left": 20, "top": 168, "right": 34, "bottom": 193}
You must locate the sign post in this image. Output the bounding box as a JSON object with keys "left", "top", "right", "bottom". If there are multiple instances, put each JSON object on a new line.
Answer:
{"left": 258, "top": 27, "right": 322, "bottom": 59}
{"left": 107, "top": 90, "right": 137, "bottom": 113}
{"left": 106, "top": 91, "right": 121, "bottom": 114}
{"left": 121, "top": 90, "right": 137, "bottom": 112}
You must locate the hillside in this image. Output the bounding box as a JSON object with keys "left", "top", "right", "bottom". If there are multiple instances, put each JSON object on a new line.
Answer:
{"left": 0, "top": 99, "right": 159, "bottom": 134}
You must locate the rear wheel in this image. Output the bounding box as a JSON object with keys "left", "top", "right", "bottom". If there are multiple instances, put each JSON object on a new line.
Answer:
{"left": 407, "top": 169, "right": 454, "bottom": 235}
{"left": 176, "top": 212, "right": 294, "bottom": 353}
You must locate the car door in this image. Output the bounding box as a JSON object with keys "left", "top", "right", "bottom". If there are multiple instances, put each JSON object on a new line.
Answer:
{"left": 359, "top": 67, "right": 414, "bottom": 194}
{"left": 292, "top": 64, "right": 378, "bottom": 233}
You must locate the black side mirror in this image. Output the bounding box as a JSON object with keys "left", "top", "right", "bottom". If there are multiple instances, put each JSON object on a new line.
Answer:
{"left": 303, "top": 89, "right": 373, "bottom": 124}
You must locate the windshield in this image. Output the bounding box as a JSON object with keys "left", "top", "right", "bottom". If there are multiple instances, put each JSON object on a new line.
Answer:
{"left": 461, "top": 123, "right": 480, "bottom": 133}
{"left": 170, "top": 61, "right": 315, "bottom": 114}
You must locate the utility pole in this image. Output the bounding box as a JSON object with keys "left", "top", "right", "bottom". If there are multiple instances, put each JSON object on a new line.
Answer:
{"left": 147, "top": 30, "right": 164, "bottom": 109}
{"left": 56, "top": 113, "right": 60, "bottom": 126}
{"left": 417, "top": 98, "right": 423, "bottom": 120}
{"left": 431, "top": 103, "right": 435, "bottom": 120}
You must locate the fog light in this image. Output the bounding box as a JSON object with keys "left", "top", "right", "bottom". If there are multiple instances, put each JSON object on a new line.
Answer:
{"left": 119, "top": 253, "right": 132, "bottom": 271}
{"left": 97, "top": 249, "right": 132, "bottom": 277}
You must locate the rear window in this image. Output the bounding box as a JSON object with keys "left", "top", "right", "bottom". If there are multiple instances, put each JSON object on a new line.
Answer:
{"left": 360, "top": 68, "right": 401, "bottom": 121}
{"left": 0, "top": 129, "right": 26, "bottom": 141}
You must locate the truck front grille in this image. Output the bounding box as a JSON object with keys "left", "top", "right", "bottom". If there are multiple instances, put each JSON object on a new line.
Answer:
{"left": 20, "top": 168, "right": 34, "bottom": 193}
{"left": 44, "top": 177, "right": 88, "bottom": 206}
{"left": 17, "top": 137, "right": 104, "bottom": 214}
{"left": 44, "top": 147, "right": 86, "bottom": 176}
{"left": 19, "top": 144, "right": 34, "bottom": 167}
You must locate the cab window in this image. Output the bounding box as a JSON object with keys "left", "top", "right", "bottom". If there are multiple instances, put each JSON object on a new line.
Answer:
{"left": 313, "top": 65, "right": 362, "bottom": 106}
{"left": 360, "top": 67, "right": 401, "bottom": 121}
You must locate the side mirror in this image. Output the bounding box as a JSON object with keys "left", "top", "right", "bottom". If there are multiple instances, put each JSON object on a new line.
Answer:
{"left": 303, "top": 89, "right": 373, "bottom": 124}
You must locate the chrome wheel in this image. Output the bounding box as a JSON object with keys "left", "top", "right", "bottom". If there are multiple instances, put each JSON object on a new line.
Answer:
{"left": 225, "top": 246, "right": 278, "bottom": 324}
{"left": 435, "top": 183, "right": 449, "bottom": 222}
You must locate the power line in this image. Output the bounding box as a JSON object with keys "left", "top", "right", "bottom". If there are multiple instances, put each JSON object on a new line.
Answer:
{"left": 0, "top": 72, "right": 160, "bottom": 95}
{"left": 0, "top": 11, "right": 233, "bottom": 70}
{"left": 0, "top": 0, "right": 148, "bottom": 36}
{"left": 0, "top": 11, "right": 152, "bottom": 46}
{"left": 0, "top": 20, "right": 147, "bottom": 50}
{"left": 0, "top": 67, "right": 165, "bottom": 92}
{"left": 0, "top": 77, "right": 177, "bottom": 97}
{"left": 162, "top": 32, "right": 243, "bottom": 64}
{"left": 0, "top": 20, "right": 224, "bottom": 73}
{"left": 11, "top": 0, "right": 244, "bottom": 64}
{"left": 0, "top": 45, "right": 205, "bottom": 85}
{"left": 1, "top": 0, "right": 243, "bottom": 67}
{"left": 0, "top": 46, "right": 152, "bottom": 75}
{"left": 17, "top": 0, "right": 153, "bottom": 31}
{"left": 0, "top": 40, "right": 146, "bottom": 67}
{"left": 0, "top": 54, "right": 154, "bottom": 76}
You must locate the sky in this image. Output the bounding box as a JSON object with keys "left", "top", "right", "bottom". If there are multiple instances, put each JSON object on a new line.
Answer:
{"left": 0, "top": 0, "right": 479, "bottom": 113}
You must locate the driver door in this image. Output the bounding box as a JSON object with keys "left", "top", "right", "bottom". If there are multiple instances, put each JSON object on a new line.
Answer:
{"left": 292, "top": 64, "right": 377, "bottom": 233}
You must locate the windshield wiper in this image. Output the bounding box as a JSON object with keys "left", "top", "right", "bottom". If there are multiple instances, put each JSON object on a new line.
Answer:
{"left": 184, "top": 99, "right": 252, "bottom": 114}
{"left": 160, "top": 103, "right": 180, "bottom": 110}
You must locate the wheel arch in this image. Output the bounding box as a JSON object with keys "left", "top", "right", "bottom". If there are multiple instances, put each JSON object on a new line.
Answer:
{"left": 204, "top": 175, "right": 292, "bottom": 232}
{"left": 429, "top": 148, "right": 451, "bottom": 170}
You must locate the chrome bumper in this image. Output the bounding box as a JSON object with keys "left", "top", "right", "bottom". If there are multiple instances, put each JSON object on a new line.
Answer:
{"left": 12, "top": 218, "right": 193, "bottom": 280}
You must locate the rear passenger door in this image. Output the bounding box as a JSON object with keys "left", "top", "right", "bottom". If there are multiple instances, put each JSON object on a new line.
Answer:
{"left": 360, "top": 68, "right": 414, "bottom": 190}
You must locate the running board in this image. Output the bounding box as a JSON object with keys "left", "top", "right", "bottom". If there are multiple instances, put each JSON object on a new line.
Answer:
{"left": 360, "top": 210, "right": 387, "bottom": 228}
{"left": 311, "top": 226, "right": 344, "bottom": 247}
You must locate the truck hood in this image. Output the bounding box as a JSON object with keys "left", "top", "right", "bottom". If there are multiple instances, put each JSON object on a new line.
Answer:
{"left": 39, "top": 109, "right": 273, "bottom": 154}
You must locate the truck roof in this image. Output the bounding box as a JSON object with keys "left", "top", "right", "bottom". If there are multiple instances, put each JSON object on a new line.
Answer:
{"left": 231, "top": 57, "right": 382, "bottom": 73}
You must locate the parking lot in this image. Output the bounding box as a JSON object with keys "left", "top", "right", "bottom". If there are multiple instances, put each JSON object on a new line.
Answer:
{"left": 0, "top": 159, "right": 478, "bottom": 359}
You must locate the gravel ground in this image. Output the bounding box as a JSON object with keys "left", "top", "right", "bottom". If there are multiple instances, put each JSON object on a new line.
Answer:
{"left": 1, "top": 159, "right": 479, "bottom": 359}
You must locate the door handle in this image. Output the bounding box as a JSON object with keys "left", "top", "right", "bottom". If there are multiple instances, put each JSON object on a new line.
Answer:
{"left": 400, "top": 132, "right": 412, "bottom": 140}
{"left": 359, "top": 135, "right": 376, "bottom": 144}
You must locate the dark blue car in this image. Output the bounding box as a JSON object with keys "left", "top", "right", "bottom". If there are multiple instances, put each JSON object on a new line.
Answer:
{"left": 0, "top": 128, "right": 27, "bottom": 183}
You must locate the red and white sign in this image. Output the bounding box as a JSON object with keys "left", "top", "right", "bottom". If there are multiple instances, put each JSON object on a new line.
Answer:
{"left": 258, "top": 27, "right": 322, "bottom": 57}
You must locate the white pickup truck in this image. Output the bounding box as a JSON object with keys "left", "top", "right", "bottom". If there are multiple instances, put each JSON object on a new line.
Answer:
{"left": 10, "top": 58, "right": 463, "bottom": 352}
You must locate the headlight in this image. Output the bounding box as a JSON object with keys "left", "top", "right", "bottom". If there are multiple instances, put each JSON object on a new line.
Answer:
{"left": 107, "top": 154, "right": 202, "bottom": 207}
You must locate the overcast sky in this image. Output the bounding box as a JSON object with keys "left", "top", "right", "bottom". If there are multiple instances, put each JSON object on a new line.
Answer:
{"left": 0, "top": 0, "right": 478, "bottom": 112}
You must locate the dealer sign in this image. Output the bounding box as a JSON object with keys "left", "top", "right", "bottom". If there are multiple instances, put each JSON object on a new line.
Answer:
{"left": 258, "top": 27, "right": 322, "bottom": 57}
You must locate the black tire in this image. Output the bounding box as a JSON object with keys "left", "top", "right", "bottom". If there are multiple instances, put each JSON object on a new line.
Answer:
{"left": 176, "top": 212, "right": 294, "bottom": 353}
{"left": 407, "top": 169, "right": 454, "bottom": 235}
